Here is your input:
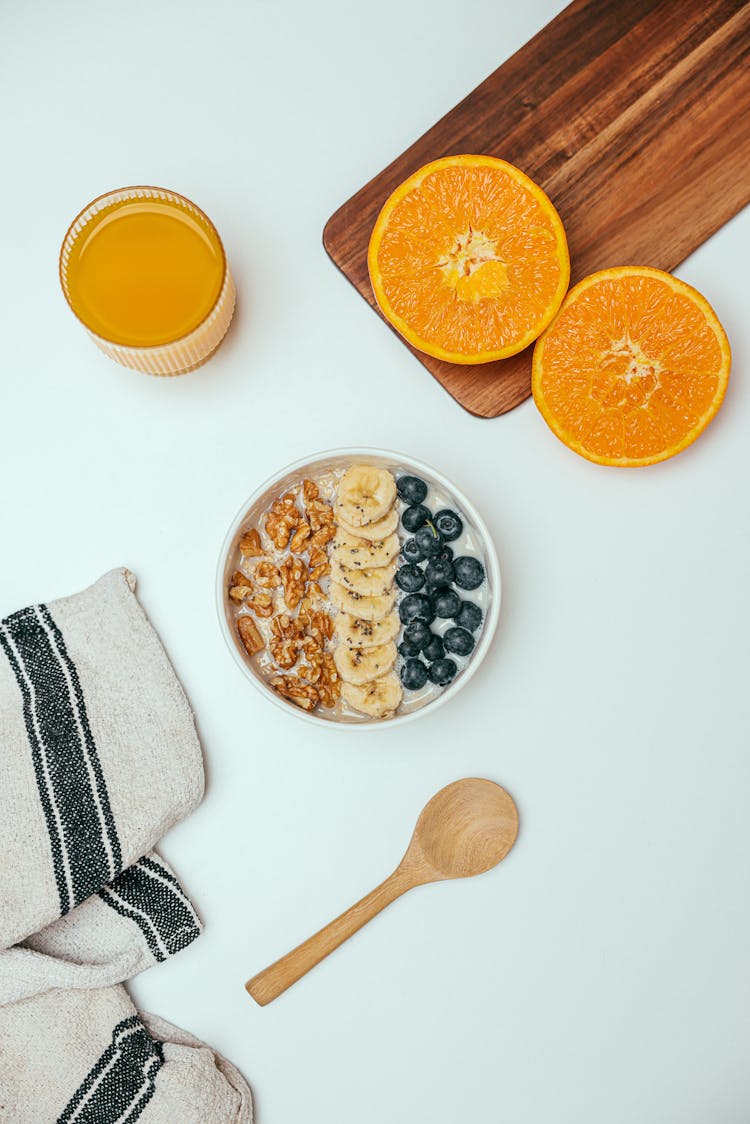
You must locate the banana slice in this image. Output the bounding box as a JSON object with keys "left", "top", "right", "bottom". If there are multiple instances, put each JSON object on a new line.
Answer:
{"left": 336, "top": 465, "right": 397, "bottom": 528}
{"left": 330, "top": 558, "right": 397, "bottom": 596}
{"left": 342, "top": 674, "right": 403, "bottom": 719}
{"left": 332, "top": 530, "right": 400, "bottom": 569}
{"left": 335, "top": 610, "right": 400, "bottom": 649}
{"left": 333, "top": 641, "right": 397, "bottom": 686}
{"left": 330, "top": 582, "right": 395, "bottom": 621}
{"left": 337, "top": 507, "right": 398, "bottom": 542}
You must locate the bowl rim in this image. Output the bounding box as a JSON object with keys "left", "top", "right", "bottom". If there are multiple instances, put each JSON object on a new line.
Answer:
{"left": 215, "top": 446, "right": 501, "bottom": 731}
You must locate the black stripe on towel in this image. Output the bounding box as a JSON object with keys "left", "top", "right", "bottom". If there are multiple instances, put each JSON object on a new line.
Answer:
{"left": 0, "top": 603, "right": 122, "bottom": 914}
{"left": 99, "top": 856, "right": 201, "bottom": 962}
{"left": 0, "top": 622, "right": 69, "bottom": 911}
{"left": 39, "top": 604, "right": 122, "bottom": 874}
{"left": 56, "top": 1015, "right": 163, "bottom": 1124}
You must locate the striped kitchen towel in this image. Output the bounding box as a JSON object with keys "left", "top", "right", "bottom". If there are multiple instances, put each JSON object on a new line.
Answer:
{"left": 0, "top": 568, "right": 204, "bottom": 951}
{"left": 0, "top": 569, "right": 252, "bottom": 1122}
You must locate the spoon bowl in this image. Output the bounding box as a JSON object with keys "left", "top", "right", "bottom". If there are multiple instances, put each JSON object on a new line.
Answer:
{"left": 408, "top": 778, "right": 519, "bottom": 880}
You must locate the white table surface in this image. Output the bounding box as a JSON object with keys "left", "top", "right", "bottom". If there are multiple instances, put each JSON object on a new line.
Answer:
{"left": 2, "top": 1, "right": 749, "bottom": 1121}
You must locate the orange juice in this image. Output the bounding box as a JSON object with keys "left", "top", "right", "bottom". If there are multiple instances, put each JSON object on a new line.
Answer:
{"left": 64, "top": 193, "right": 226, "bottom": 347}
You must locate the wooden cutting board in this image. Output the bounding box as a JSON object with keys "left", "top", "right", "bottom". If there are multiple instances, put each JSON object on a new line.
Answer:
{"left": 323, "top": 0, "right": 750, "bottom": 418}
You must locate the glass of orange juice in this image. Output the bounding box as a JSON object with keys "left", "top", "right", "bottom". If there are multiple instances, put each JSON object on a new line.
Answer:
{"left": 59, "top": 186, "right": 235, "bottom": 376}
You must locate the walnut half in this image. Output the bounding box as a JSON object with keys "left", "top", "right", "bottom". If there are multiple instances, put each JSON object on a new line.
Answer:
{"left": 289, "top": 522, "right": 312, "bottom": 553}
{"left": 265, "top": 492, "right": 302, "bottom": 551}
{"left": 318, "top": 653, "right": 341, "bottom": 709}
{"left": 246, "top": 590, "right": 274, "bottom": 618}
{"left": 280, "top": 556, "right": 309, "bottom": 611}
{"left": 239, "top": 528, "right": 263, "bottom": 557}
{"left": 269, "top": 613, "right": 304, "bottom": 670}
{"left": 229, "top": 570, "right": 253, "bottom": 602}
{"left": 270, "top": 675, "right": 319, "bottom": 711}
{"left": 253, "top": 561, "right": 282, "bottom": 589}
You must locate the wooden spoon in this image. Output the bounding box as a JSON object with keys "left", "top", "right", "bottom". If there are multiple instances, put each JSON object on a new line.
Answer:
{"left": 246, "top": 777, "right": 519, "bottom": 1005}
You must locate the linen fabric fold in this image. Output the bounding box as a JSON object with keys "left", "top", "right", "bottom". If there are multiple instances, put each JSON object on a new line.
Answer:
{"left": 0, "top": 850, "right": 202, "bottom": 1005}
{"left": 0, "top": 569, "right": 252, "bottom": 1122}
{"left": 0, "top": 985, "right": 252, "bottom": 1124}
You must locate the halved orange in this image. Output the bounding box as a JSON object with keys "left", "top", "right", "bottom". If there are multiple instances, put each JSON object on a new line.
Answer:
{"left": 368, "top": 155, "right": 570, "bottom": 364}
{"left": 532, "top": 267, "right": 731, "bottom": 467}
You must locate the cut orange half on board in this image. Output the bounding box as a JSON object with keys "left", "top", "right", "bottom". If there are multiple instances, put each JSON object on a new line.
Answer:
{"left": 532, "top": 267, "right": 731, "bottom": 467}
{"left": 368, "top": 155, "right": 570, "bottom": 365}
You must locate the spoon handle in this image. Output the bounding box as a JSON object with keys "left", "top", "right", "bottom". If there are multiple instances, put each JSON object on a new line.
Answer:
{"left": 246, "top": 868, "right": 413, "bottom": 1005}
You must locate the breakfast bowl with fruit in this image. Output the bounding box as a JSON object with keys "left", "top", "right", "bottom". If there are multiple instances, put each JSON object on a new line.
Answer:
{"left": 216, "top": 449, "right": 500, "bottom": 728}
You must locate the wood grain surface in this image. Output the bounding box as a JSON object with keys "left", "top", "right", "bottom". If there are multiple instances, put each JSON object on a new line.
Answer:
{"left": 323, "top": 0, "right": 750, "bottom": 417}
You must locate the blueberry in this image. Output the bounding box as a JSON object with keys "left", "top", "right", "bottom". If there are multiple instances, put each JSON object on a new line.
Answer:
{"left": 428, "top": 658, "right": 457, "bottom": 687}
{"left": 402, "top": 504, "right": 430, "bottom": 533}
{"left": 444, "top": 626, "right": 475, "bottom": 657}
{"left": 399, "top": 593, "right": 435, "bottom": 626}
{"left": 422, "top": 633, "right": 445, "bottom": 662}
{"left": 396, "top": 564, "right": 425, "bottom": 593}
{"left": 401, "top": 537, "right": 424, "bottom": 564}
{"left": 425, "top": 557, "right": 455, "bottom": 588}
{"left": 397, "top": 475, "right": 428, "bottom": 506}
{"left": 403, "top": 619, "right": 431, "bottom": 650}
{"left": 434, "top": 509, "right": 463, "bottom": 542}
{"left": 401, "top": 658, "right": 429, "bottom": 691}
{"left": 415, "top": 524, "right": 443, "bottom": 557}
{"left": 436, "top": 545, "right": 454, "bottom": 562}
{"left": 455, "top": 600, "right": 482, "bottom": 632}
{"left": 453, "top": 556, "right": 485, "bottom": 590}
{"left": 398, "top": 637, "right": 421, "bottom": 659}
{"left": 431, "top": 587, "right": 462, "bottom": 619}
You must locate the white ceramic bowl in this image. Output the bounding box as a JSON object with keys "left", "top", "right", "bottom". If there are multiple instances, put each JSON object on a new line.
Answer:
{"left": 216, "top": 447, "right": 501, "bottom": 729}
